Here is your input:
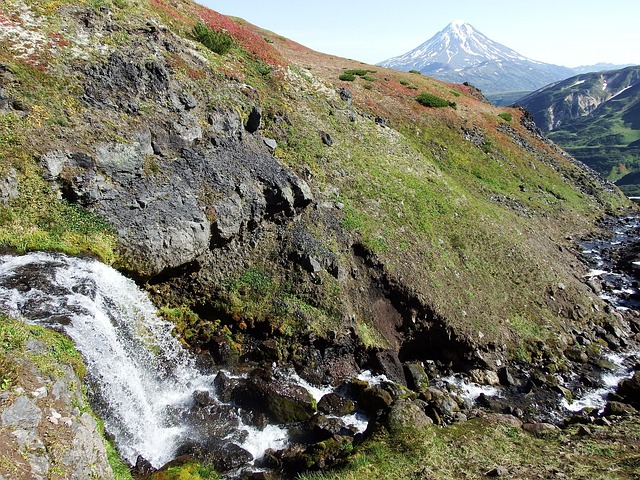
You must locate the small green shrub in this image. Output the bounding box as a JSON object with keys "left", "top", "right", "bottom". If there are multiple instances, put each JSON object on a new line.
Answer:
{"left": 339, "top": 73, "right": 356, "bottom": 81}
{"left": 400, "top": 80, "right": 410, "bottom": 86}
{"left": 450, "top": 90, "right": 461, "bottom": 97}
{"left": 409, "top": 69, "right": 421, "bottom": 74}
{"left": 364, "top": 84, "right": 372, "bottom": 90}
{"left": 344, "top": 69, "right": 375, "bottom": 76}
{"left": 499, "top": 112, "right": 513, "bottom": 122}
{"left": 192, "top": 22, "right": 233, "bottom": 55}
{"left": 362, "top": 75, "right": 375, "bottom": 82}
{"left": 416, "top": 93, "right": 455, "bottom": 109}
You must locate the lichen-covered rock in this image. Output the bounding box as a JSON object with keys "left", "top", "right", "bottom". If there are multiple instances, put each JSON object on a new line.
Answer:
{"left": 385, "top": 398, "right": 433, "bottom": 433}
{"left": 0, "top": 345, "right": 113, "bottom": 480}
{"left": 317, "top": 393, "right": 355, "bottom": 416}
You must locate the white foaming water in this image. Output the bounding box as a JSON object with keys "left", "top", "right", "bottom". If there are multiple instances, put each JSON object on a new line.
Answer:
{"left": 562, "top": 353, "right": 634, "bottom": 413}
{"left": 357, "top": 370, "right": 390, "bottom": 385}
{"left": 0, "top": 253, "right": 290, "bottom": 467}
{"left": 443, "top": 375, "right": 500, "bottom": 401}
{"left": 239, "top": 424, "right": 289, "bottom": 460}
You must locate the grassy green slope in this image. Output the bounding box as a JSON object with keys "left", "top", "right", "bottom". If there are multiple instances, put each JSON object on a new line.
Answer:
{"left": 0, "top": 0, "right": 631, "bottom": 357}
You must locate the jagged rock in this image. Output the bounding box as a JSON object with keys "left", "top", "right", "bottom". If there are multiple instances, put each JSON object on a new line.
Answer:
{"left": 385, "top": 398, "right": 433, "bottom": 432}
{"left": 208, "top": 108, "right": 243, "bottom": 139}
{"left": 485, "top": 466, "right": 509, "bottom": 477}
{"left": 497, "top": 366, "right": 519, "bottom": 386}
{"left": 317, "top": 393, "right": 355, "bottom": 416}
{"left": 338, "top": 87, "right": 352, "bottom": 105}
{"left": 179, "top": 91, "right": 197, "bottom": 110}
{"left": 245, "top": 106, "right": 262, "bottom": 133}
{"left": 42, "top": 119, "right": 312, "bottom": 278}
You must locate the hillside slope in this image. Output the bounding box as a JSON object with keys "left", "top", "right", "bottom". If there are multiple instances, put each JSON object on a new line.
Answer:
{"left": 0, "top": 0, "right": 637, "bottom": 477}
{"left": 517, "top": 66, "right": 640, "bottom": 193}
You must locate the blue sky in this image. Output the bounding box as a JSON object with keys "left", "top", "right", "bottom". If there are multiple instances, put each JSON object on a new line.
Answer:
{"left": 201, "top": 1, "right": 640, "bottom": 68}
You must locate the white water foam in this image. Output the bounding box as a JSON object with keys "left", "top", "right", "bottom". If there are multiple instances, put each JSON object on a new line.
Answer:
{"left": 443, "top": 375, "right": 500, "bottom": 401}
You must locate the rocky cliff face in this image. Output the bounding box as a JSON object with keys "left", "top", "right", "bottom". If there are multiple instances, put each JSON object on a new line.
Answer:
{"left": 0, "top": 318, "right": 114, "bottom": 480}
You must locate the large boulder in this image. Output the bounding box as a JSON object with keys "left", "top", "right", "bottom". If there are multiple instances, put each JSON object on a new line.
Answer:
{"left": 614, "top": 371, "right": 640, "bottom": 408}
{"left": 231, "top": 368, "right": 316, "bottom": 424}
{"left": 42, "top": 123, "right": 312, "bottom": 278}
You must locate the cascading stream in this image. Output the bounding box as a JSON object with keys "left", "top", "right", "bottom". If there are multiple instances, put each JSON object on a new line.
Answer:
{"left": 0, "top": 252, "right": 287, "bottom": 467}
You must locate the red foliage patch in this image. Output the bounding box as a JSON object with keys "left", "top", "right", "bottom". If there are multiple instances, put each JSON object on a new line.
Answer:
{"left": 49, "top": 32, "right": 70, "bottom": 48}
{"left": 194, "top": 5, "right": 286, "bottom": 67}
{"left": 149, "top": 0, "right": 188, "bottom": 22}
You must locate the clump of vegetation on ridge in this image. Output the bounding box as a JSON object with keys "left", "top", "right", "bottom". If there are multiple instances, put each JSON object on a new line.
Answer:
{"left": 416, "top": 92, "right": 456, "bottom": 109}
{"left": 192, "top": 21, "right": 234, "bottom": 55}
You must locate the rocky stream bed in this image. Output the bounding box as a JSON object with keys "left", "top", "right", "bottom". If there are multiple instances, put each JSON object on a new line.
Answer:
{"left": 2, "top": 216, "right": 640, "bottom": 479}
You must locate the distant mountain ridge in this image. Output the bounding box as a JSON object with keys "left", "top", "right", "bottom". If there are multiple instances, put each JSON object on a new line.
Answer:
{"left": 378, "top": 20, "right": 574, "bottom": 94}
{"left": 516, "top": 65, "right": 640, "bottom": 194}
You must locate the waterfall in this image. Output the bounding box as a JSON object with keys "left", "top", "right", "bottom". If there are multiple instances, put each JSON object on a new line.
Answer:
{"left": 0, "top": 252, "right": 288, "bottom": 467}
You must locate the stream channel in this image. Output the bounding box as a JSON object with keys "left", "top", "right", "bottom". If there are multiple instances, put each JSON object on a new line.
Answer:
{"left": 0, "top": 216, "right": 639, "bottom": 473}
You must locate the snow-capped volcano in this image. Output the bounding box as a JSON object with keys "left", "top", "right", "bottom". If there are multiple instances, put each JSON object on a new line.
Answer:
{"left": 378, "top": 20, "right": 574, "bottom": 94}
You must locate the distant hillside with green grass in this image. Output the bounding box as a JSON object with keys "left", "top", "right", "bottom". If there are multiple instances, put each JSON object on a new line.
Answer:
{"left": 517, "top": 66, "right": 640, "bottom": 194}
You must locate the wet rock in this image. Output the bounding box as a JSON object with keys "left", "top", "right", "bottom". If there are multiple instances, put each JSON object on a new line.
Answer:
{"left": 404, "top": 361, "right": 430, "bottom": 392}
{"left": 264, "top": 436, "right": 354, "bottom": 473}
{"left": 615, "top": 371, "right": 640, "bottom": 408}
{"left": 385, "top": 398, "right": 433, "bottom": 433}
{"left": 134, "top": 455, "right": 156, "bottom": 477}
{"left": 306, "top": 413, "right": 355, "bottom": 441}
{"left": 372, "top": 350, "right": 407, "bottom": 386}
{"left": 317, "top": 393, "right": 355, "bottom": 416}
{"left": 469, "top": 369, "right": 500, "bottom": 386}
{"left": 346, "top": 379, "right": 393, "bottom": 415}
{"left": 178, "top": 439, "right": 253, "bottom": 472}
{"left": 232, "top": 369, "right": 316, "bottom": 423}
